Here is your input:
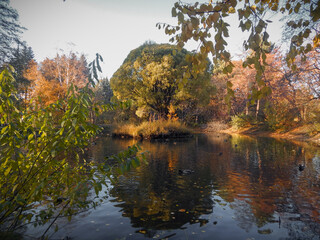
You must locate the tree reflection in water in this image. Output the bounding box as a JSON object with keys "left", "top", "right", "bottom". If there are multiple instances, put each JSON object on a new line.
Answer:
{"left": 101, "top": 134, "right": 320, "bottom": 239}
{"left": 54, "top": 134, "right": 319, "bottom": 240}
{"left": 109, "top": 139, "right": 215, "bottom": 237}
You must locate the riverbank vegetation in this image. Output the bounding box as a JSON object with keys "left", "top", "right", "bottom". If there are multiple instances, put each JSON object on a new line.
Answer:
{"left": 156, "top": 0, "right": 320, "bottom": 139}
{"left": 113, "top": 119, "right": 192, "bottom": 139}
{"left": 211, "top": 48, "right": 320, "bottom": 133}
{"left": 108, "top": 41, "right": 320, "bottom": 141}
{"left": 0, "top": 59, "right": 146, "bottom": 238}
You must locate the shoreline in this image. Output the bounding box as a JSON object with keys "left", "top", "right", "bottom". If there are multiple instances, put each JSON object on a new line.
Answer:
{"left": 198, "top": 121, "right": 320, "bottom": 147}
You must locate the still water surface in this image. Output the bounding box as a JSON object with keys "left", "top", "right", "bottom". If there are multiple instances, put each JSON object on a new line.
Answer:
{"left": 29, "top": 133, "right": 320, "bottom": 239}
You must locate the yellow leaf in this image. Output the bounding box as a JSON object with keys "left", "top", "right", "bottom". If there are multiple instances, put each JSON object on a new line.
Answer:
{"left": 228, "top": 7, "right": 235, "bottom": 13}
{"left": 313, "top": 35, "right": 320, "bottom": 48}
{"left": 5, "top": 166, "right": 12, "bottom": 176}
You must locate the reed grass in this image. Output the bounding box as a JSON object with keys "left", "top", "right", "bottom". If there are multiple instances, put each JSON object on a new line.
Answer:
{"left": 113, "top": 120, "right": 192, "bottom": 139}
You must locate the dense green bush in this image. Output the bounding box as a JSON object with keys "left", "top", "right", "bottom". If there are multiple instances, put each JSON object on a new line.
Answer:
{"left": 231, "top": 114, "right": 251, "bottom": 129}
{"left": 0, "top": 64, "right": 146, "bottom": 238}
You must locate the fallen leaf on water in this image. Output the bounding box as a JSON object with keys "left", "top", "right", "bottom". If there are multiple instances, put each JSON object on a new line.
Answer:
{"left": 258, "top": 229, "right": 272, "bottom": 234}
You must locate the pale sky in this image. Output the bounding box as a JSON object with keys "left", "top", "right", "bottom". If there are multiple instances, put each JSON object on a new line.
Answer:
{"left": 11, "top": 0, "right": 284, "bottom": 79}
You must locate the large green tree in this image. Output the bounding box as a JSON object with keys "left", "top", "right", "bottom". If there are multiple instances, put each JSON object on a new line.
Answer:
{"left": 8, "top": 45, "right": 34, "bottom": 106}
{"left": 110, "top": 42, "right": 214, "bottom": 120}
{"left": 0, "top": 0, "right": 25, "bottom": 65}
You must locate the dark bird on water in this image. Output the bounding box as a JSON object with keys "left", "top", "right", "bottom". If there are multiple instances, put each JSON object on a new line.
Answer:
{"left": 298, "top": 164, "right": 305, "bottom": 171}
{"left": 178, "top": 169, "right": 194, "bottom": 175}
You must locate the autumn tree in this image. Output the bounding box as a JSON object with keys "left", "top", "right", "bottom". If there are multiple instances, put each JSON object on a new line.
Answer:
{"left": 111, "top": 42, "right": 214, "bottom": 121}
{"left": 266, "top": 46, "right": 320, "bottom": 128}
{"left": 32, "top": 52, "right": 89, "bottom": 106}
{"left": 211, "top": 45, "right": 320, "bottom": 130}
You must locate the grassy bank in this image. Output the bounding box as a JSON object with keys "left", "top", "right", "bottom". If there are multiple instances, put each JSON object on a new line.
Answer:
{"left": 201, "top": 121, "right": 320, "bottom": 147}
{"left": 112, "top": 120, "right": 192, "bottom": 139}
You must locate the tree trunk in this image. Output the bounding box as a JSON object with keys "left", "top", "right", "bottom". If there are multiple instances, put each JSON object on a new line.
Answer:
{"left": 255, "top": 99, "right": 260, "bottom": 119}
{"left": 245, "top": 101, "right": 249, "bottom": 116}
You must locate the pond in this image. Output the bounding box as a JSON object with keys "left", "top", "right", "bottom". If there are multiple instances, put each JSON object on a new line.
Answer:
{"left": 26, "top": 133, "right": 320, "bottom": 239}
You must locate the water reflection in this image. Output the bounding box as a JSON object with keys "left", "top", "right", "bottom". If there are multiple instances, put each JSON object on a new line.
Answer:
{"left": 90, "top": 134, "right": 320, "bottom": 239}
{"left": 30, "top": 134, "right": 320, "bottom": 239}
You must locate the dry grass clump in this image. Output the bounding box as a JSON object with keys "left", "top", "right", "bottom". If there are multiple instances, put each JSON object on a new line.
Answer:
{"left": 113, "top": 120, "right": 192, "bottom": 139}
{"left": 112, "top": 123, "right": 140, "bottom": 138}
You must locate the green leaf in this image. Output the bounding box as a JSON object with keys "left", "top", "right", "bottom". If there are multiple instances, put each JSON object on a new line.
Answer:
{"left": 172, "top": 7, "right": 177, "bottom": 17}
{"left": 227, "top": 81, "right": 233, "bottom": 88}
{"left": 178, "top": 12, "right": 184, "bottom": 23}
{"left": 226, "top": 64, "right": 233, "bottom": 73}
{"left": 96, "top": 61, "right": 102, "bottom": 73}
{"left": 294, "top": 3, "right": 301, "bottom": 13}
{"left": 261, "top": 86, "right": 272, "bottom": 96}
{"left": 172, "top": 49, "right": 177, "bottom": 56}
{"left": 263, "top": 32, "right": 269, "bottom": 42}
{"left": 245, "top": 20, "right": 251, "bottom": 30}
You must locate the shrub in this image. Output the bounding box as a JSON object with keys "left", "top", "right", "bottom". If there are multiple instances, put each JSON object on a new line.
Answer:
{"left": 0, "top": 64, "right": 146, "bottom": 238}
{"left": 231, "top": 114, "right": 250, "bottom": 129}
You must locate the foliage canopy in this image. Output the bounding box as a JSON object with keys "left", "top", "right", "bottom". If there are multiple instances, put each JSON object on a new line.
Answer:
{"left": 0, "top": 0, "right": 26, "bottom": 65}
{"left": 158, "top": 0, "right": 320, "bottom": 104}
{"left": 0, "top": 56, "right": 146, "bottom": 238}
{"left": 110, "top": 42, "right": 214, "bottom": 120}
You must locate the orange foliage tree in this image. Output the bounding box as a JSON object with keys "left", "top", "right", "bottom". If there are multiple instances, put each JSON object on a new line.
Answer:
{"left": 30, "top": 52, "right": 89, "bottom": 106}
{"left": 212, "top": 46, "right": 320, "bottom": 130}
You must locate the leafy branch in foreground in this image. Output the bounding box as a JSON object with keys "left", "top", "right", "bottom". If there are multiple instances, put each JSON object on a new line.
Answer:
{"left": 0, "top": 55, "right": 146, "bottom": 238}
{"left": 158, "top": 0, "right": 320, "bottom": 106}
